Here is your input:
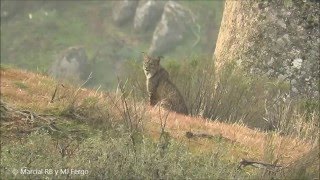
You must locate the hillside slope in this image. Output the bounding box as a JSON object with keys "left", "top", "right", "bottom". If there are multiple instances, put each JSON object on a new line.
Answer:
{"left": 0, "top": 67, "right": 318, "bottom": 179}
{"left": 1, "top": 1, "right": 224, "bottom": 90}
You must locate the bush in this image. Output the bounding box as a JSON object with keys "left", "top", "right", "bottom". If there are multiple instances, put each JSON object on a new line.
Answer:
{"left": 1, "top": 60, "right": 318, "bottom": 179}
{"left": 125, "top": 56, "right": 319, "bottom": 139}
{"left": 1, "top": 129, "right": 249, "bottom": 179}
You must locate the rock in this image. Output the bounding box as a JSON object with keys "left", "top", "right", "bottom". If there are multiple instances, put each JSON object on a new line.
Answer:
{"left": 148, "top": 1, "right": 196, "bottom": 56}
{"left": 214, "top": 0, "right": 319, "bottom": 98}
{"left": 48, "top": 46, "right": 89, "bottom": 83}
{"left": 112, "top": 0, "right": 139, "bottom": 26}
{"left": 134, "top": 0, "right": 166, "bottom": 32}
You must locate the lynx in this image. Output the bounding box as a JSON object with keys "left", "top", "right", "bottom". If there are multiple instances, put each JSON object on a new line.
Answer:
{"left": 143, "top": 53, "right": 188, "bottom": 115}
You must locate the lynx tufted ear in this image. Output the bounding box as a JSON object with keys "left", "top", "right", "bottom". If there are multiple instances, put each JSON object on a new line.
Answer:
{"left": 157, "top": 56, "right": 164, "bottom": 62}
{"left": 142, "top": 52, "right": 150, "bottom": 62}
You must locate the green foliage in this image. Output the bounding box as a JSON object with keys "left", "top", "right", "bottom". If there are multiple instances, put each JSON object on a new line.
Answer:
{"left": 14, "top": 81, "right": 28, "bottom": 90}
{"left": 300, "top": 99, "right": 320, "bottom": 120}
{"left": 3, "top": 125, "right": 315, "bottom": 179}
{"left": 0, "top": 64, "right": 14, "bottom": 71}
{"left": 1, "top": 125, "right": 248, "bottom": 179}
{"left": 1, "top": 1, "right": 318, "bottom": 178}
{"left": 1, "top": 132, "right": 71, "bottom": 179}
{"left": 124, "top": 55, "right": 319, "bottom": 139}
{"left": 171, "top": 57, "right": 318, "bottom": 137}
{"left": 0, "top": 77, "right": 250, "bottom": 179}
{"left": 1, "top": 60, "right": 318, "bottom": 179}
{"left": 1, "top": 1, "right": 225, "bottom": 89}
{"left": 82, "top": 96, "right": 99, "bottom": 107}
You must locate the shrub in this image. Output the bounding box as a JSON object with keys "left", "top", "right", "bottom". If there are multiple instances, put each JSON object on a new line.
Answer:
{"left": 124, "top": 55, "right": 319, "bottom": 139}
{"left": 1, "top": 129, "right": 248, "bottom": 179}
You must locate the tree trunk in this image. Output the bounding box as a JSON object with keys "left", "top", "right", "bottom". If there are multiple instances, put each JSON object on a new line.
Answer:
{"left": 214, "top": 0, "right": 319, "bottom": 98}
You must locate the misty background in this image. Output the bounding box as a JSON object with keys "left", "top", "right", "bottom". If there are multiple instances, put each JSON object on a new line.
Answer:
{"left": 1, "top": 0, "right": 224, "bottom": 89}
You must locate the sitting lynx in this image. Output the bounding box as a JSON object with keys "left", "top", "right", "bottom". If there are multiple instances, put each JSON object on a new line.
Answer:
{"left": 143, "top": 53, "right": 188, "bottom": 115}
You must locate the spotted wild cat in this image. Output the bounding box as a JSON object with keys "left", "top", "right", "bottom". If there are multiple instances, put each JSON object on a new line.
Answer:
{"left": 143, "top": 53, "right": 188, "bottom": 115}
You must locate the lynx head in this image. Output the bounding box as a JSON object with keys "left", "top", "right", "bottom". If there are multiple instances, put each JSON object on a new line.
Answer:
{"left": 143, "top": 53, "right": 163, "bottom": 78}
{"left": 60, "top": 46, "right": 87, "bottom": 63}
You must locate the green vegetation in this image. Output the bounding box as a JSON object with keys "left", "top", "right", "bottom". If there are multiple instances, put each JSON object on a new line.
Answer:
{"left": 1, "top": 60, "right": 319, "bottom": 179}
{"left": 14, "top": 81, "right": 28, "bottom": 90}
{"left": 1, "top": 129, "right": 248, "bottom": 179}
{"left": 1, "top": 1, "right": 224, "bottom": 90}
{"left": 127, "top": 55, "right": 319, "bottom": 137}
{"left": 1, "top": 1, "right": 318, "bottom": 179}
{"left": 0, "top": 76, "right": 249, "bottom": 179}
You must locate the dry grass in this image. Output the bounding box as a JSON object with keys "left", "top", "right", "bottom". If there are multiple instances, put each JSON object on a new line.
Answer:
{"left": 1, "top": 67, "right": 54, "bottom": 109}
{"left": 144, "top": 107, "right": 314, "bottom": 165}
{"left": 0, "top": 66, "right": 108, "bottom": 112}
{"left": 1, "top": 66, "right": 315, "bottom": 169}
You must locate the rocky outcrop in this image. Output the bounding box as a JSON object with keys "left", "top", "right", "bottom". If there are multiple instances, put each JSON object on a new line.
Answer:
{"left": 112, "top": 0, "right": 198, "bottom": 56}
{"left": 48, "top": 46, "right": 89, "bottom": 83}
{"left": 112, "top": 0, "right": 139, "bottom": 26}
{"left": 214, "top": 0, "right": 319, "bottom": 98}
{"left": 148, "top": 1, "right": 197, "bottom": 56}
{"left": 134, "top": 0, "right": 165, "bottom": 32}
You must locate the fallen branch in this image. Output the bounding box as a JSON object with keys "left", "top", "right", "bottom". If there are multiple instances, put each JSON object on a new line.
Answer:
{"left": 185, "top": 131, "right": 214, "bottom": 139}
{"left": 238, "top": 158, "right": 283, "bottom": 172}
{"left": 1, "top": 100, "right": 60, "bottom": 134}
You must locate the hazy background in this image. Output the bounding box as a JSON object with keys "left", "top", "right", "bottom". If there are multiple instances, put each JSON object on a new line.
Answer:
{"left": 1, "top": 0, "right": 224, "bottom": 89}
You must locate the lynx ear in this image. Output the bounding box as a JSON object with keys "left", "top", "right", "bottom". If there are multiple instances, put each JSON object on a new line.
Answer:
{"left": 142, "top": 52, "right": 149, "bottom": 61}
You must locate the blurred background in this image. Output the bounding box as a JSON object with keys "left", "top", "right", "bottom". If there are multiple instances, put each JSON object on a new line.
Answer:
{"left": 1, "top": 0, "right": 224, "bottom": 89}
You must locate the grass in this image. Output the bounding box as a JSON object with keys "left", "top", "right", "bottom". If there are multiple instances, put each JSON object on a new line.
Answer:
{"left": 1, "top": 1, "right": 224, "bottom": 90}
{"left": 1, "top": 130, "right": 248, "bottom": 179}
{"left": 126, "top": 55, "right": 319, "bottom": 136}
{"left": 1, "top": 63, "right": 318, "bottom": 179}
{"left": 0, "top": 2, "right": 318, "bottom": 178}
{"left": 13, "top": 81, "right": 28, "bottom": 90}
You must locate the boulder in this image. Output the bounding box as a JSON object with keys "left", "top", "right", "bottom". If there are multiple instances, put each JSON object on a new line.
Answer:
{"left": 48, "top": 46, "right": 89, "bottom": 83}
{"left": 148, "top": 1, "right": 196, "bottom": 56}
{"left": 112, "top": 0, "right": 139, "bottom": 26}
{"left": 134, "top": 0, "right": 166, "bottom": 32}
{"left": 214, "top": 0, "right": 320, "bottom": 98}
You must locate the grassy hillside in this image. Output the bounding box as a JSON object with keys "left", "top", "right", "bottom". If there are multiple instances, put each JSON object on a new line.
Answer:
{"left": 1, "top": 65, "right": 318, "bottom": 179}
{"left": 1, "top": 1, "right": 319, "bottom": 179}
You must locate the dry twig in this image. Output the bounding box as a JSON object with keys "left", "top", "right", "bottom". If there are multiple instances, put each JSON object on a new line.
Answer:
{"left": 238, "top": 158, "right": 283, "bottom": 172}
